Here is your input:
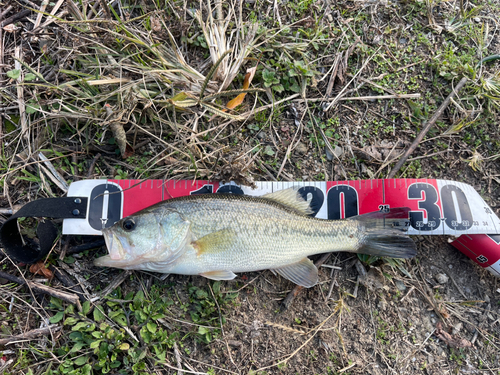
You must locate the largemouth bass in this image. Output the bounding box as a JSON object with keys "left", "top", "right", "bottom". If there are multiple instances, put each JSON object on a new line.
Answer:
{"left": 95, "top": 188, "right": 416, "bottom": 287}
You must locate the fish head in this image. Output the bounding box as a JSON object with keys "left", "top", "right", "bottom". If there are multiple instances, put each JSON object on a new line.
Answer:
{"left": 94, "top": 208, "right": 191, "bottom": 269}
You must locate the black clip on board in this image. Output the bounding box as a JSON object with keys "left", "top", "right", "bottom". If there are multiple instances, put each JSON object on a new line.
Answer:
{"left": 0, "top": 197, "right": 87, "bottom": 263}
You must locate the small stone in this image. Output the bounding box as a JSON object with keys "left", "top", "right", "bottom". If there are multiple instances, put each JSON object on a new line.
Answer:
{"left": 474, "top": 17, "right": 480, "bottom": 23}
{"left": 378, "top": 299, "right": 387, "bottom": 311}
{"left": 227, "top": 340, "right": 242, "bottom": 347}
{"left": 395, "top": 279, "right": 407, "bottom": 291}
{"left": 295, "top": 142, "right": 308, "bottom": 155}
{"left": 360, "top": 163, "right": 367, "bottom": 174}
{"left": 427, "top": 355, "right": 434, "bottom": 365}
{"left": 448, "top": 264, "right": 453, "bottom": 269}
{"left": 325, "top": 146, "right": 333, "bottom": 161}
{"left": 256, "top": 131, "right": 266, "bottom": 140}
{"left": 452, "top": 322, "right": 462, "bottom": 335}
{"left": 327, "top": 13, "right": 333, "bottom": 22}
{"left": 435, "top": 273, "right": 449, "bottom": 284}
{"left": 333, "top": 145, "right": 343, "bottom": 158}
{"left": 399, "top": 37, "right": 407, "bottom": 45}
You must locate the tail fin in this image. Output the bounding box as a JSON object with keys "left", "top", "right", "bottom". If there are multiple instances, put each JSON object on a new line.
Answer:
{"left": 350, "top": 207, "right": 416, "bottom": 259}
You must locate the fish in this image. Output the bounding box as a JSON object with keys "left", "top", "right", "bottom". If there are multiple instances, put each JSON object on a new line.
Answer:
{"left": 94, "top": 188, "right": 416, "bottom": 287}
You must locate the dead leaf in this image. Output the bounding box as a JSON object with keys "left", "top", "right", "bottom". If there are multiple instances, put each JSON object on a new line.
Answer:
{"left": 438, "top": 304, "right": 451, "bottom": 319}
{"left": 150, "top": 16, "right": 162, "bottom": 33}
{"left": 213, "top": 150, "right": 256, "bottom": 188}
{"left": 29, "top": 261, "right": 54, "bottom": 279}
{"left": 435, "top": 321, "right": 472, "bottom": 348}
{"left": 225, "top": 66, "right": 258, "bottom": 110}
{"left": 3, "top": 24, "right": 19, "bottom": 33}
{"left": 104, "top": 104, "right": 134, "bottom": 158}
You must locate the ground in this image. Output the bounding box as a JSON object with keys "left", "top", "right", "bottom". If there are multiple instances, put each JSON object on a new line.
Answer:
{"left": 1, "top": 0, "right": 500, "bottom": 374}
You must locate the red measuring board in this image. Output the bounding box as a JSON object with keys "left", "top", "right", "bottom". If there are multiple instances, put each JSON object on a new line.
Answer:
{"left": 63, "top": 179, "right": 500, "bottom": 277}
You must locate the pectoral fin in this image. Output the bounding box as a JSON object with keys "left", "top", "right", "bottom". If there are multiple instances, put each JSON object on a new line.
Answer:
{"left": 273, "top": 258, "right": 318, "bottom": 288}
{"left": 193, "top": 229, "right": 236, "bottom": 255}
{"left": 200, "top": 270, "right": 237, "bottom": 280}
{"left": 262, "top": 187, "right": 312, "bottom": 215}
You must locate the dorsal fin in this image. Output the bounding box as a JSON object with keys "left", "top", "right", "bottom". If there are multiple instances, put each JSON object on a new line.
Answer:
{"left": 262, "top": 187, "right": 313, "bottom": 215}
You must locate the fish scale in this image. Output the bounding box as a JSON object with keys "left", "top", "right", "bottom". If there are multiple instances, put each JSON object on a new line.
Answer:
{"left": 168, "top": 197, "right": 353, "bottom": 271}
{"left": 95, "top": 189, "right": 416, "bottom": 287}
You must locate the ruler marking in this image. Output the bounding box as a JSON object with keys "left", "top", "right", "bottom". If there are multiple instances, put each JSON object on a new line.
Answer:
{"left": 382, "top": 179, "right": 385, "bottom": 204}
{"left": 491, "top": 216, "right": 498, "bottom": 234}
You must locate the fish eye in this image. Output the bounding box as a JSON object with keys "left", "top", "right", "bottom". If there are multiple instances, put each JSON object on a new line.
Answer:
{"left": 122, "top": 219, "right": 136, "bottom": 232}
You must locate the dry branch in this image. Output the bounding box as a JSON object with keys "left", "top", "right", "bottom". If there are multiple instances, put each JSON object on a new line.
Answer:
{"left": 388, "top": 77, "right": 468, "bottom": 178}
{"left": 0, "top": 9, "right": 31, "bottom": 27}
{"left": 0, "top": 270, "right": 82, "bottom": 309}
{"left": 0, "top": 324, "right": 62, "bottom": 345}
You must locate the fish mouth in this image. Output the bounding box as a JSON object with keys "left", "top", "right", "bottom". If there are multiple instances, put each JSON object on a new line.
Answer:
{"left": 94, "top": 228, "right": 127, "bottom": 267}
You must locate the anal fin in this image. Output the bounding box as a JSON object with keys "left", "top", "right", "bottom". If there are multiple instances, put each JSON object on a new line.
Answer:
{"left": 200, "top": 270, "right": 237, "bottom": 281}
{"left": 273, "top": 258, "right": 318, "bottom": 288}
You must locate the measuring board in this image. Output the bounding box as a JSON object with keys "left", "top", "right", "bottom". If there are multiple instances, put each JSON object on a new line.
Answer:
{"left": 63, "top": 178, "right": 500, "bottom": 277}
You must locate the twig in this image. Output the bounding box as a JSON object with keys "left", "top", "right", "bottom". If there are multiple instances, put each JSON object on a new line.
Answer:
{"left": 340, "top": 94, "right": 421, "bottom": 101}
{"left": 32, "top": 0, "right": 65, "bottom": 31}
{"left": 352, "top": 277, "right": 360, "bottom": 298}
{"left": 160, "top": 362, "right": 207, "bottom": 375}
{"left": 256, "top": 309, "right": 337, "bottom": 372}
{"left": 86, "top": 153, "right": 101, "bottom": 177}
{"left": 280, "top": 253, "right": 331, "bottom": 311}
{"left": 293, "top": 93, "right": 421, "bottom": 103}
{"left": 400, "top": 285, "right": 415, "bottom": 302}
{"left": 320, "top": 264, "right": 342, "bottom": 270}
{"left": 338, "top": 363, "right": 356, "bottom": 373}
{"left": 173, "top": 342, "right": 184, "bottom": 375}
{"left": 325, "top": 260, "right": 340, "bottom": 301}
{"left": 91, "top": 270, "right": 132, "bottom": 301}
{"left": 14, "top": 46, "right": 28, "bottom": 138}
{"left": 323, "top": 46, "right": 382, "bottom": 112}
{"left": 387, "top": 77, "right": 468, "bottom": 178}
{"left": 33, "top": 0, "right": 49, "bottom": 30}
{"left": 39, "top": 152, "right": 69, "bottom": 192}
{"left": 50, "top": 266, "right": 86, "bottom": 302}
{"left": 0, "top": 9, "right": 31, "bottom": 27}
{"left": 65, "top": 239, "right": 105, "bottom": 255}
{"left": 436, "top": 266, "right": 467, "bottom": 299}
{"left": 0, "top": 324, "right": 62, "bottom": 345}
{"left": 0, "top": 6, "right": 13, "bottom": 19}
{"left": 0, "top": 270, "right": 82, "bottom": 309}
{"left": 99, "top": 0, "right": 112, "bottom": 19}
